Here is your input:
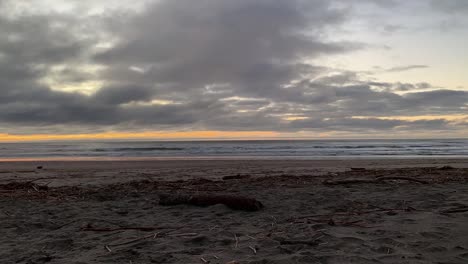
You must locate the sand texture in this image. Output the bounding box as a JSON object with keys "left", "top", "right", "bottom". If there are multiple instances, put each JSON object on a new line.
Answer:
{"left": 1, "top": 159, "right": 468, "bottom": 263}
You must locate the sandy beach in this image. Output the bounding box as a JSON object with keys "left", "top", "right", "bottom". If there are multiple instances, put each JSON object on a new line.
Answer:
{"left": 1, "top": 158, "right": 468, "bottom": 263}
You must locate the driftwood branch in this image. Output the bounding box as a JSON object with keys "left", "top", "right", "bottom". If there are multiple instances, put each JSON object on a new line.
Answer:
{"left": 159, "top": 193, "right": 263, "bottom": 211}
{"left": 323, "top": 176, "right": 428, "bottom": 185}
{"left": 323, "top": 179, "right": 376, "bottom": 185}
{"left": 440, "top": 207, "right": 468, "bottom": 214}
{"left": 376, "top": 176, "right": 428, "bottom": 184}
{"left": 82, "top": 226, "right": 158, "bottom": 232}
{"left": 107, "top": 233, "right": 158, "bottom": 247}
{"left": 291, "top": 206, "right": 420, "bottom": 222}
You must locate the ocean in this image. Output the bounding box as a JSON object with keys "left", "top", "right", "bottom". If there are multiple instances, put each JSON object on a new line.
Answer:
{"left": 0, "top": 139, "right": 467, "bottom": 160}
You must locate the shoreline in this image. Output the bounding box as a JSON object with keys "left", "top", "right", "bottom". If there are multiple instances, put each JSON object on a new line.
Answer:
{"left": 0, "top": 158, "right": 467, "bottom": 188}
{"left": 0, "top": 155, "right": 467, "bottom": 162}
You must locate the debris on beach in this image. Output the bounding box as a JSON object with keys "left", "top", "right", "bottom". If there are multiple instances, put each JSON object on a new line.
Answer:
{"left": 222, "top": 174, "right": 251, "bottom": 180}
{"left": 350, "top": 167, "right": 366, "bottom": 171}
{"left": 438, "top": 165, "right": 455, "bottom": 170}
{"left": 323, "top": 176, "right": 428, "bottom": 185}
{"left": 0, "top": 181, "right": 48, "bottom": 191}
{"left": 159, "top": 193, "right": 263, "bottom": 211}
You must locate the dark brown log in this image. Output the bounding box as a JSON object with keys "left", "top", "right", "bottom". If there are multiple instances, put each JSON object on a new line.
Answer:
{"left": 438, "top": 165, "right": 455, "bottom": 170}
{"left": 159, "top": 193, "right": 263, "bottom": 211}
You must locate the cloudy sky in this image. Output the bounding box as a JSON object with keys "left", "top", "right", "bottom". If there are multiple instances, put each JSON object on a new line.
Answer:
{"left": 0, "top": 0, "right": 467, "bottom": 140}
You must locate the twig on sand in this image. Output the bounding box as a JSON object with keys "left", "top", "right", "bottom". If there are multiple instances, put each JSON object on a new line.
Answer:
{"left": 208, "top": 225, "right": 219, "bottom": 232}
{"left": 107, "top": 233, "right": 159, "bottom": 247}
{"left": 249, "top": 246, "right": 257, "bottom": 254}
{"left": 234, "top": 234, "right": 239, "bottom": 248}
{"left": 168, "top": 232, "right": 198, "bottom": 237}
{"left": 200, "top": 257, "right": 208, "bottom": 263}
{"left": 105, "top": 245, "right": 112, "bottom": 252}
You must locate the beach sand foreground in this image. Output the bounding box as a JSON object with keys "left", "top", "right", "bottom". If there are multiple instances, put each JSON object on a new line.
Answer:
{"left": 1, "top": 159, "right": 468, "bottom": 263}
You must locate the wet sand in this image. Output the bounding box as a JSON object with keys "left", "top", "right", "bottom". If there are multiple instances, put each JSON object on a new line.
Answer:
{"left": 1, "top": 159, "right": 468, "bottom": 263}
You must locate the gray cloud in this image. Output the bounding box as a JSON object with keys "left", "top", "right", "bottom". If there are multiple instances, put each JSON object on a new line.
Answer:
{"left": 382, "top": 24, "right": 406, "bottom": 34}
{"left": 95, "top": 0, "right": 356, "bottom": 87}
{"left": 431, "top": 0, "right": 468, "bottom": 13}
{"left": 94, "top": 85, "right": 155, "bottom": 105}
{"left": 0, "top": 0, "right": 466, "bottom": 136}
{"left": 290, "top": 117, "right": 449, "bottom": 132}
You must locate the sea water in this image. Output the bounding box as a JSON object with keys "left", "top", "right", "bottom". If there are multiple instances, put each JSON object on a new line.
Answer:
{"left": 0, "top": 139, "right": 467, "bottom": 160}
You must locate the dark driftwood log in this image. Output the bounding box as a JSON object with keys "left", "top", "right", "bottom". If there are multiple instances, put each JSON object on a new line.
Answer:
{"left": 159, "top": 193, "right": 263, "bottom": 211}
{"left": 438, "top": 165, "right": 455, "bottom": 170}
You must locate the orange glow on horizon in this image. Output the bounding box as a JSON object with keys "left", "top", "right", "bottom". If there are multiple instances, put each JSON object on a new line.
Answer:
{"left": 0, "top": 130, "right": 281, "bottom": 142}
{"left": 0, "top": 114, "right": 466, "bottom": 142}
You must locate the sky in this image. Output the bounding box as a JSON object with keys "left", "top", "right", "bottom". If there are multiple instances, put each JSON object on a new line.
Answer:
{"left": 0, "top": 0, "right": 467, "bottom": 141}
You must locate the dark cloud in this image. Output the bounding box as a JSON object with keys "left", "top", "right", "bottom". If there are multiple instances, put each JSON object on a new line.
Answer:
{"left": 0, "top": 0, "right": 466, "bottom": 136}
{"left": 383, "top": 24, "right": 405, "bottom": 33}
{"left": 368, "top": 82, "right": 434, "bottom": 92}
{"left": 290, "top": 117, "right": 449, "bottom": 132}
{"left": 94, "top": 85, "right": 155, "bottom": 105}
{"left": 362, "top": 0, "right": 399, "bottom": 8}
{"left": 431, "top": 0, "right": 468, "bottom": 13}
{"left": 95, "top": 0, "right": 356, "bottom": 88}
